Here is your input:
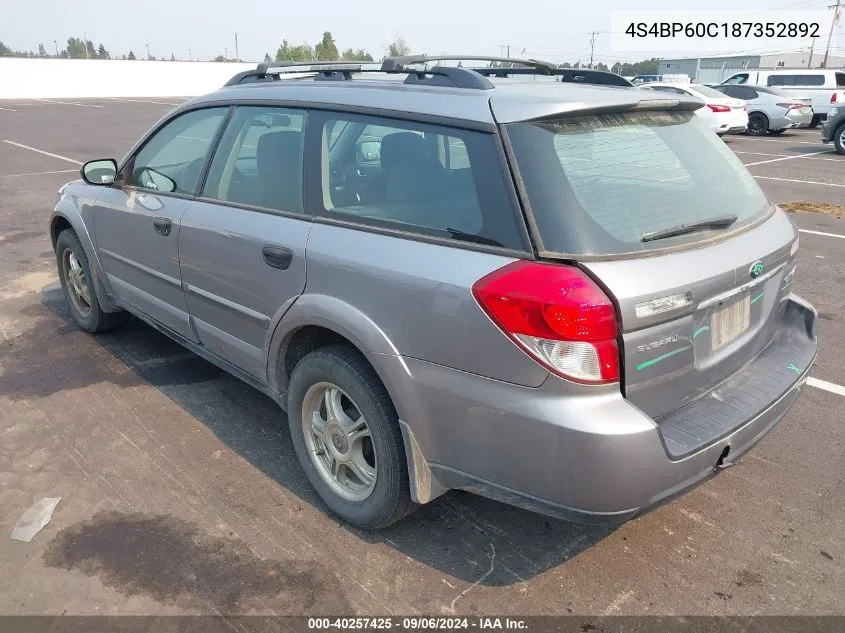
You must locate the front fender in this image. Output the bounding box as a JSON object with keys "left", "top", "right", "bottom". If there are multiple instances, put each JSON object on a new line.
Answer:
{"left": 50, "top": 186, "right": 120, "bottom": 313}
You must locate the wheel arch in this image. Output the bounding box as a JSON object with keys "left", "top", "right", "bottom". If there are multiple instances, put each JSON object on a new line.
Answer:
{"left": 50, "top": 205, "right": 121, "bottom": 314}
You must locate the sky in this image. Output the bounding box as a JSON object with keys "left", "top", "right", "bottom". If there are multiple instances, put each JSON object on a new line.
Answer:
{"left": 1, "top": 0, "right": 842, "bottom": 63}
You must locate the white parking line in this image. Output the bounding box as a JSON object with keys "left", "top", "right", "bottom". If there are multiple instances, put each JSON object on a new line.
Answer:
{"left": 736, "top": 151, "right": 843, "bottom": 162}
{"left": 798, "top": 229, "right": 845, "bottom": 239}
{"left": 729, "top": 137, "right": 822, "bottom": 145}
{"left": 105, "top": 98, "right": 182, "bottom": 106}
{"left": 807, "top": 378, "right": 845, "bottom": 397}
{"left": 2, "top": 140, "right": 81, "bottom": 165}
{"left": 754, "top": 175, "right": 845, "bottom": 188}
{"left": 0, "top": 168, "right": 79, "bottom": 178}
{"left": 743, "top": 150, "right": 836, "bottom": 166}
{"left": 0, "top": 107, "right": 16, "bottom": 112}
{"left": 33, "top": 98, "right": 104, "bottom": 109}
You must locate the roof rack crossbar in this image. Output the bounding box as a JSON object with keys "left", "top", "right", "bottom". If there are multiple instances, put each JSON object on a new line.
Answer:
{"left": 224, "top": 61, "right": 495, "bottom": 90}
{"left": 381, "top": 54, "right": 557, "bottom": 75}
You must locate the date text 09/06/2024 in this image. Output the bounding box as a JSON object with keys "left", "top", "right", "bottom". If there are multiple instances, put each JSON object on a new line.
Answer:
{"left": 624, "top": 22, "right": 820, "bottom": 38}
{"left": 307, "top": 617, "right": 528, "bottom": 630}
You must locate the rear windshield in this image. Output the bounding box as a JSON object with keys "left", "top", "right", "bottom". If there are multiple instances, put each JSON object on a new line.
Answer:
{"left": 690, "top": 85, "right": 730, "bottom": 99}
{"left": 506, "top": 111, "right": 771, "bottom": 256}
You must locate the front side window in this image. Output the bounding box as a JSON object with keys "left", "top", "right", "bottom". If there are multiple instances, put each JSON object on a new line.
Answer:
{"left": 201, "top": 106, "right": 306, "bottom": 213}
{"left": 723, "top": 73, "right": 748, "bottom": 85}
{"left": 129, "top": 108, "right": 228, "bottom": 195}
{"left": 317, "top": 114, "right": 526, "bottom": 250}
{"left": 506, "top": 111, "right": 771, "bottom": 256}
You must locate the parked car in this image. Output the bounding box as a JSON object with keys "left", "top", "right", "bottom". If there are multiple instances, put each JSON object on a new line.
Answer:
{"left": 639, "top": 82, "right": 748, "bottom": 135}
{"left": 631, "top": 74, "right": 662, "bottom": 85}
{"left": 720, "top": 69, "right": 845, "bottom": 127}
{"left": 714, "top": 84, "right": 814, "bottom": 135}
{"left": 50, "top": 56, "right": 818, "bottom": 529}
{"left": 821, "top": 103, "right": 845, "bottom": 154}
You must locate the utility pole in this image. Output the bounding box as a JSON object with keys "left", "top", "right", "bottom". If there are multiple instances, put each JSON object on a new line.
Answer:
{"left": 54, "top": 40, "right": 58, "bottom": 57}
{"left": 188, "top": 48, "right": 192, "bottom": 61}
{"left": 822, "top": 0, "right": 841, "bottom": 68}
{"left": 234, "top": 33, "right": 239, "bottom": 61}
{"left": 225, "top": 47, "right": 228, "bottom": 60}
{"left": 146, "top": 43, "right": 150, "bottom": 60}
{"left": 808, "top": 38, "right": 816, "bottom": 68}
{"left": 84, "top": 32, "right": 89, "bottom": 58}
{"left": 589, "top": 30, "right": 597, "bottom": 69}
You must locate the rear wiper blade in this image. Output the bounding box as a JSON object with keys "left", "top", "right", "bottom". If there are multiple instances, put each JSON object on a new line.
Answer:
{"left": 641, "top": 214, "right": 738, "bottom": 243}
{"left": 445, "top": 227, "right": 504, "bottom": 247}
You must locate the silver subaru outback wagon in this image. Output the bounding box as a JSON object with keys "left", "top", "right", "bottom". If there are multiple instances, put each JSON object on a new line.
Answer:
{"left": 50, "top": 56, "right": 818, "bottom": 529}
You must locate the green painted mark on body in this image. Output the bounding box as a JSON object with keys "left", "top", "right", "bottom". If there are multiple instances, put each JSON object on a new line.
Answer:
{"left": 693, "top": 325, "right": 710, "bottom": 338}
{"left": 636, "top": 346, "right": 691, "bottom": 372}
{"left": 751, "top": 291, "right": 764, "bottom": 305}
{"left": 787, "top": 363, "right": 802, "bottom": 374}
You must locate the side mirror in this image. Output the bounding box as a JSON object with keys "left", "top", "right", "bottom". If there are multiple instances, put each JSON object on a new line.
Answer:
{"left": 81, "top": 159, "right": 118, "bottom": 185}
{"left": 134, "top": 167, "right": 177, "bottom": 193}
{"left": 357, "top": 140, "right": 381, "bottom": 162}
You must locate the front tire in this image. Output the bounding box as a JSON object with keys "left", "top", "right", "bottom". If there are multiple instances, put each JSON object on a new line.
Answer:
{"left": 833, "top": 123, "right": 845, "bottom": 155}
{"left": 746, "top": 112, "right": 769, "bottom": 136}
{"left": 287, "top": 344, "right": 417, "bottom": 529}
{"left": 55, "top": 229, "right": 128, "bottom": 333}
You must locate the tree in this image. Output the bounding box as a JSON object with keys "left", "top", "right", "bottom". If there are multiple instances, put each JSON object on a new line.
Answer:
{"left": 560, "top": 61, "right": 571, "bottom": 68}
{"left": 97, "top": 43, "right": 110, "bottom": 59}
{"left": 86, "top": 40, "right": 96, "bottom": 59}
{"left": 38, "top": 43, "right": 47, "bottom": 57}
{"left": 213, "top": 55, "right": 227, "bottom": 62}
{"left": 263, "top": 52, "right": 273, "bottom": 63}
{"left": 128, "top": 50, "right": 136, "bottom": 60}
{"left": 595, "top": 62, "right": 608, "bottom": 71}
{"left": 386, "top": 36, "right": 410, "bottom": 58}
{"left": 0, "top": 41, "right": 12, "bottom": 56}
{"left": 275, "top": 39, "right": 313, "bottom": 62}
{"left": 66, "top": 37, "right": 88, "bottom": 58}
{"left": 170, "top": 53, "right": 176, "bottom": 61}
{"left": 611, "top": 62, "right": 622, "bottom": 75}
{"left": 341, "top": 48, "right": 373, "bottom": 62}
{"left": 314, "top": 31, "right": 339, "bottom": 61}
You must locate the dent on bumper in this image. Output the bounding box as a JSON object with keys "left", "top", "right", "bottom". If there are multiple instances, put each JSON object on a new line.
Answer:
{"left": 390, "top": 294, "right": 817, "bottom": 524}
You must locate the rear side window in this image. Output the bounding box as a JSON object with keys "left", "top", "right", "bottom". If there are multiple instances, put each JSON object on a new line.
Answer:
{"left": 768, "top": 74, "right": 826, "bottom": 87}
{"left": 316, "top": 114, "right": 526, "bottom": 250}
{"left": 506, "top": 111, "right": 771, "bottom": 257}
{"left": 836, "top": 73, "right": 845, "bottom": 88}
{"left": 202, "top": 106, "right": 306, "bottom": 213}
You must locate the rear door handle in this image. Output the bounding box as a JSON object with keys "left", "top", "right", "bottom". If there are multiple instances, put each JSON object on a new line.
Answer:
{"left": 262, "top": 245, "right": 293, "bottom": 270}
{"left": 153, "top": 217, "right": 172, "bottom": 236}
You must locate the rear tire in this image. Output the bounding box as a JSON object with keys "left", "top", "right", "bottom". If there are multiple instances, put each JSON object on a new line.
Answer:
{"left": 287, "top": 344, "right": 417, "bottom": 529}
{"left": 746, "top": 112, "right": 769, "bottom": 136}
{"left": 834, "top": 123, "right": 845, "bottom": 155}
{"left": 55, "top": 229, "right": 129, "bottom": 333}
{"left": 809, "top": 115, "right": 822, "bottom": 129}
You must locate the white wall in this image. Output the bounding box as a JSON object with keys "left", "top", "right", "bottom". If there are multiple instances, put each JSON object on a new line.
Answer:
{"left": 0, "top": 58, "right": 256, "bottom": 99}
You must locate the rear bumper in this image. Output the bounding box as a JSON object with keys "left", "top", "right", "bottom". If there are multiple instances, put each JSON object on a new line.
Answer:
{"left": 821, "top": 116, "right": 841, "bottom": 142}
{"left": 390, "top": 294, "right": 817, "bottom": 524}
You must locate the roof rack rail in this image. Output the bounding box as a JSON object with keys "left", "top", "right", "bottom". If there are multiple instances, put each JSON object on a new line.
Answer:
{"left": 223, "top": 60, "right": 495, "bottom": 90}
{"left": 469, "top": 66, "right": 634, "bottom": 87}
{"left": 382, "top": 54, "right": 556, "bottom": 75}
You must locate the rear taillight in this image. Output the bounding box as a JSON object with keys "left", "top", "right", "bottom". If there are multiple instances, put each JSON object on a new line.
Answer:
{"left": 832, "top": 93, "right": 838, "bottom": 103}
{"left": 472, "top": 261, "right": 620, "bottom": 384}
{"left": 707, "top": 104, "right": 731, "bottom": 112}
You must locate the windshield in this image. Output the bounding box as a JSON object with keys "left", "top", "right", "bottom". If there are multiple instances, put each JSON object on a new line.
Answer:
{"left": 506, "top": 111, "right": 771, "bottom": 256}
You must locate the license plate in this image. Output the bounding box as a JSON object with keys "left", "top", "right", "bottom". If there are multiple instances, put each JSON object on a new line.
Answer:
{"left": 711, "top": 295, "right": 751, "bottom": 350}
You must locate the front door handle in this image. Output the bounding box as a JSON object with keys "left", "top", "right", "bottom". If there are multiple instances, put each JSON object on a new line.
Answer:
{"left": 153, "top": 217, "right": 172, "bottom": 237}
{"left": 262, "top": 245, "right": 293, "bottom": 270}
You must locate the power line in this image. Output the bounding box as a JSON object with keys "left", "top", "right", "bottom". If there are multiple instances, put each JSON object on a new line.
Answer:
{"left": 822, "top": 0, "right": 842, "bottom": 66}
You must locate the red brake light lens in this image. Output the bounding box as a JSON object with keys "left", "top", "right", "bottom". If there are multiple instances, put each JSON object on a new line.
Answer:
{"left": 707, "top": 104, "right": 731, "bottom": 113}
{"left": 832, "top": 93, "right": 838, "bottom": 103}
{"left": 472, "top": 261, "right": 620, "bottom": 383}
